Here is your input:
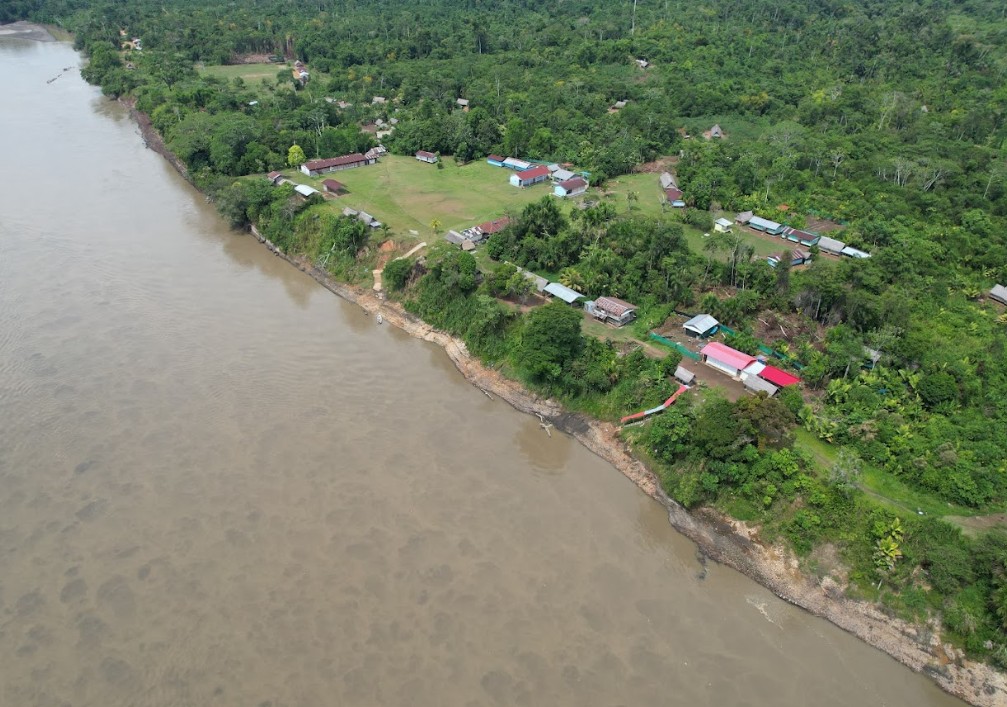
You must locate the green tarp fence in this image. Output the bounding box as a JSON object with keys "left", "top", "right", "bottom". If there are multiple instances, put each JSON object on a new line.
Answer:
{"left": 649, "top": 333, "right": 701, "bottom": 360}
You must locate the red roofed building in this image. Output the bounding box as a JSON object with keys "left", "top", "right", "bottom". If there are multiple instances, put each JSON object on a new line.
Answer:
{"left": 478, "top": 217, "right": 510, "bottom": 235}
{"left": 700, "top": 342, "right": 757, "bottom": 378}
{"left": 758, "top": 365, "right": 801, "bottom": 387}
{"left": 300, "top": 153, "right": 376, "bottom": 176}
{"left": 509, "top": 164, "right": 551, "bottom": 187}
{"left": 554, "top": 176, "right": 588, "bottom": 198}
{"left": 665, "top": 187, "right": 685, "bottom": 207}
{"left": 415, "top": 150, "right": 438, "bottom": 164}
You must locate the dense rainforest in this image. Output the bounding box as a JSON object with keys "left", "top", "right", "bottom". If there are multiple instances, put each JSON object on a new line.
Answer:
{"left": 10, "top": 0, "right": 1007, "bottom": 669}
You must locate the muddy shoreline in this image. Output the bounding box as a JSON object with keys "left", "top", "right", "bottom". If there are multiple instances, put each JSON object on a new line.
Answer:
{"left": 128, "top": 95, "right": 1005, "bottom": 706}
{"left": 0, "top": 22, "right": 55, "bottom": 42}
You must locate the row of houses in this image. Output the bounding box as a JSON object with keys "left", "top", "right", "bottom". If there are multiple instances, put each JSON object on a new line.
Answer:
{"left": 735, "top": 211, "right": 871, "bottom": 260}
{"left": 700, "top": 341, "right": 801, "bottom": 396}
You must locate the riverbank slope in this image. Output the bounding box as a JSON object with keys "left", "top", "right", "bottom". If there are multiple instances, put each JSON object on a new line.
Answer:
{"left": 126, "top": 92, "right": 1005, "bottom": 707}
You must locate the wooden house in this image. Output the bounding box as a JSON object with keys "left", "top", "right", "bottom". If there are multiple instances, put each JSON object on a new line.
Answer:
{"left": 415, "top": 150, "right": 438, "bottom": 164}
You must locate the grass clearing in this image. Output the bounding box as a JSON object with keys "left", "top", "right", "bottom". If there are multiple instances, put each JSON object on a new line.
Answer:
{"left": 198, "top": 62, "right": 284, "bottom": 84}
{"left": 793, "top": 428, "right": 980, "bottom": 521}
{"left": 286, "top": 155, "right": 550, "bottom": 238}
{"left": 600, "top": 173, "right": 780, "bottom": 258}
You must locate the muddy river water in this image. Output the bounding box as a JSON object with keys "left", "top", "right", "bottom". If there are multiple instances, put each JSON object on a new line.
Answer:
{"left": 0, "top": 39, "right": 965, "bottom": 706}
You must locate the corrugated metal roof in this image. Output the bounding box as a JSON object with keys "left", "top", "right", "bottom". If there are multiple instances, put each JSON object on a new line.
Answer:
{"left": 544, "top": 282, "right": 584, "bottom": 303}
{"left": 743, "top": 374, "right": 779, "bottom": 396}
{"left": 674, "top": 365, "right": 695, "bottom": 384}
{"left": 683, "top": 314, "right": 719, "bottom": 334}
{"left": 553, "top": 168, "right": 576, "bottom": 181}
{"left": 749, "top": 215, "right": 782, "bottom": 231}
{"left": 817, "top": 236, "right": 846, "bottom": 253}
{"left": 990, "top": 284, "right": 1007, "bottom": 304}
{"left": 714, "top": 218, "right": 733, "bottom": 227}
{"left": 594, "top": 296, "right": 636, "bottom": 317}
{"left": 294, "top": 184, "right": 319, "bottom": 197}
{"left": 841, "top": 246, "right": 871, "bottom": 259}
{"left": 759, "top": 365, "right": 801, "bottom": 387}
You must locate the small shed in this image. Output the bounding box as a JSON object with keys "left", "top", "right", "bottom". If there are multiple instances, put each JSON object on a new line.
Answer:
{"left": 357, "top": 211, "right": 375, "bottom": 225}
{"left": 554, "top": 177, "right": 588, "bottom": 198}
{"left": 705, "top": 124, "right": 725, "bottom": 139}
{"left": 456, "top": 98, "right": 469, "bottom": 109}
{"left": 322, "top": 179, "right": 345, "bottom": 194}
{"left": 544, "top": 282, "right": 584, "bottom": 304}
{"left": 665, "top": 188, "right": 685, "bottom": 207}
{"left": 267, "top": 171, "right": 283, "bottom": 184}
{"left": 342, "top": 207, "right": 359, "bottom": 217}
{"left": 589, "top": 296, "right": 637, "bottom": 326}
{"left": 552, "top": 168, "right": 576, "bottom": 182}
{"left": 445, "top": 231, "right": 466, "bottom": 246}
{"left": 294, "top": 184, "right": 320, "bottom": 198}
{"left": 659, "top": 172, "right": 677, "bottom": 189}
{"left": 735, "top": 211, "right": 754, "bottom": 225}
{"left": 461, "top": 240, "right": 476, "bottom": 252}
{"left": 742, "top": 373, "right": 779, "bottom": 396}
{"left": 415, "top": 150, "right": 438, "bottom": 164}
{"left": 674, "top": 365, "right": 696, "bottom": 385}
{"left": 683, "top": 314, "right": 719, "bottom": 338}
{"left": 714, "top": 218, "right": 733, "bottom": 233}
{"left": 701, "top": 342, "right": 756, "bottom": 378}
{"left": 487, "top": 155, "right": 505, "bottom": 167}
{"left": 990, "top": 284, "right": 1007, "bottom": 306}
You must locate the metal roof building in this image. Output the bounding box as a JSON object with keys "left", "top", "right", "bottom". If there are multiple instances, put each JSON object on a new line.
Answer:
{"left": 683, "top": 314, "right": 720, "bottom": 338}
{"left": 544, "top": 282, "right": 584, "bottom": 304}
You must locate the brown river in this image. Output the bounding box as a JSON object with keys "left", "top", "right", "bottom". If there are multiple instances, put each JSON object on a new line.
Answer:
{"left": 0, "top": 39, "right": 965, "bottom": 707}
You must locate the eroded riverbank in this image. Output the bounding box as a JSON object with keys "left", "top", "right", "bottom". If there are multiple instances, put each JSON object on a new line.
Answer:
{"left": 248, "top": 227, "right": 1007, "bottom": 707}
{"left": 116, "top": 49, "right": 1007, "bottom": 705}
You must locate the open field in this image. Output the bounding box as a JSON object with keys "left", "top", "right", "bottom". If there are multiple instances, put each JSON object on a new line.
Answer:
{"left": 287, "top": 155, "right": 551, "bottom": 237}
{"left": 198, "top": 62, "right": 284, "bottom": 84}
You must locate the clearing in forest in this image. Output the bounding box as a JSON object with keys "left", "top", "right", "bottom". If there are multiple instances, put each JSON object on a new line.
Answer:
{"left": 289, "top": 155, "right": 550, "bottom": 236}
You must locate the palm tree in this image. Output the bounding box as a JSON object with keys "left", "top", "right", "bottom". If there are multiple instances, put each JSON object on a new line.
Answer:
{"left": 429, "top": 218, "right": 442, "bottom": 235}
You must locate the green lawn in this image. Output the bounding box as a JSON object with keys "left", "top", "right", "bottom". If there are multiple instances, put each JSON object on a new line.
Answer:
{"left": 287, "top": 155, "right": 551, "bottom": 238}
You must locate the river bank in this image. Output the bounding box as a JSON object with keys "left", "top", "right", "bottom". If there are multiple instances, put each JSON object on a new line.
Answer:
{"left": 126, "top": 92, "right": 1005, "bottom": 706}
{"left": 0, "top": 22, "right": 55, "bottom": 42}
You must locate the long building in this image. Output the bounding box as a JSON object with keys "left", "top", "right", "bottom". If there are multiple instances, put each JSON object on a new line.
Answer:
{"left": 300, "top": 153, "right": 377, "bottom": 177}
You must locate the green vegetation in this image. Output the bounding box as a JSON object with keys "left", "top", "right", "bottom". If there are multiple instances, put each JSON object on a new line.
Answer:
{"left": 16, "top": 0, "right": 1007, "bottom": 671}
